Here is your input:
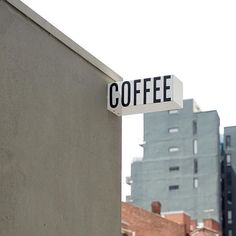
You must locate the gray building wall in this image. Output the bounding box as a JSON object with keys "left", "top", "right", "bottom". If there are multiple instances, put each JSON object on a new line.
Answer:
{"left": 0, "top": 1, "right": 121, "bottom": 235}
{"left": 222, "top": 126, "right": 236, "bottom": 236}
{"left": 130, "top": 99, "right": 221, "bottom": 223}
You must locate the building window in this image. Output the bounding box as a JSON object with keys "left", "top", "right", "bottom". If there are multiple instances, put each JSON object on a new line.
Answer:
{"left": 226, "top": 154, "right": 231, "bottom": 166}
{"left": 193, "top": 178, "right": 198, "bottom": 188}
{"left": 228, "top": 230, "right": 232, "bottom": 236}
{"left": 227, "top": 172, "right": 232, "bottom": 185}
{"left": 226, "top": 135, "right": 231, "bottom": 148}
{"left": 169, "top": 185, "right": 179, "bottom": 190}
{"left": 193, "top": 120, "right": 197, "bottom": 135}
{"left": 221, "top": 179, "right": 225, "bottom": 192}
{"left": 221, "top": 161, "right": 224, "bottom": 174}
{"left": 169, "top": 110, "right": 179, "bottom": 114}
{"left": 168, "top": 127, "right": 179, "bottom": 133}
{"left": 227, "top": 210, "right": 232, "bottom": 224}
{"left": 227, "top": 191, "right": 232, "bottom": 204}
{"left": 194, "top": 159, "right": 198, "bottom": 174}
{"left": 169, "top": 166, "right": 180, "bottom": 171}
{"left": 193, "top": 139, "right": 198, "bottom": 155}
{"left": 169, "top": 147, "right": 179, "bottom": 153}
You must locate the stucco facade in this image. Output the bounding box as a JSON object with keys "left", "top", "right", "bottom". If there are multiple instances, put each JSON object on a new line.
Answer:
{"left": 0, "top": 0, "right": 121, "bottom": 235}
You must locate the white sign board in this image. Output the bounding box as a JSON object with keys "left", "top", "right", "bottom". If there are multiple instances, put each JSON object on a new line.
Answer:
{"left": 107, "top": 75, "right": 183, "bottom": 116}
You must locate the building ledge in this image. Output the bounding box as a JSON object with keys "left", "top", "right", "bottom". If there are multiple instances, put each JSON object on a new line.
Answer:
{"left": 4, "top": 0, "right": 123, "bottom": 82}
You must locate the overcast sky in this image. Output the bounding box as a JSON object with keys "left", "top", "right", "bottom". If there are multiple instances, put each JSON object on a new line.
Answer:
{"left": 21, "top": 0, "right": 236, "bottom": 200}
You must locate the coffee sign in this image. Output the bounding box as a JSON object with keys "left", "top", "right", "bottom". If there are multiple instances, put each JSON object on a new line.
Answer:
{"left": 107, "top": 75, "right": 183, "bottom": 116}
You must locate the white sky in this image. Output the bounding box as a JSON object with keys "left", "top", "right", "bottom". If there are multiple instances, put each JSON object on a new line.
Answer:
{"left": 21, "top": 0, "right": 236, "bottom": 200}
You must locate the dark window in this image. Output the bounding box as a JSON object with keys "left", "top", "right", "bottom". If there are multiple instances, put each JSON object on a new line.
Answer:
{"left": 227, "top": 192, "right": 232, "bottom": 204}
{"left": 193, "top": 120, "right": 197, "bottom": 135}
{"left": 169, "top": 166, "right": 180, "bottom": 171}
{"left": 221, "top": 161, "right": 224, "bottom": 174}
{"left": 169, "top": 185, "right": 179, "bottom": 190}
{"left": 222, "top": 195, "right": 225, "bottom": 211}
{"left": 194, "top": 159, "right": 198, "bottom": 174}
{"left": 222, "top": 216, "right": 225, "bottom": 229}
{"left": 220, "top": 143, "right": 224, "bottom": 155}
{"left": 221, "top": 179, "right": 225, "bottom": 192}
{"left": 227, "top": 172, "right": 232, "bottom": 185}
{"left": 226, "top": 135, "right": 231, "bottom": 148}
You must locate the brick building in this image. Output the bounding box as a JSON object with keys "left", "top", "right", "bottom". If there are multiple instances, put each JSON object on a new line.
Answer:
{"left": 122, "top": 201, "right": 221, "bottom": 236}
{"left": 121, "top": 221, "right": 134, "bottom": 236}
{"left": 122, "top": 202, "right": 185, "bottom": 236}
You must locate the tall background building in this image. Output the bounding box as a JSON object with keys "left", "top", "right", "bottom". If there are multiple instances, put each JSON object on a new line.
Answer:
{"left": 222, "top": 126, "right": 236, "bottom": 236}
{"left": 128, "top": 99, "right": 221, "bottom": 223}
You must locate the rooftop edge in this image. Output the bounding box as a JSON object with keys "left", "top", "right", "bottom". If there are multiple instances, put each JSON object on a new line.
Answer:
{"left": 4, "top": 0, "right": 123, "bottom": 82}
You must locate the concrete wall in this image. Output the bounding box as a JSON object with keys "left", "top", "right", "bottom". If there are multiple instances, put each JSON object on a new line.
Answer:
{"left": 131, "top": 99, "right": 221, "bottom": 222}
{"left": 0, "top": 1, "right": 121, "bottom": 235}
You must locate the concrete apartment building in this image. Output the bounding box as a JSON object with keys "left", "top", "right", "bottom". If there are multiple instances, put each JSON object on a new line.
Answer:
{"left": 0, "top": 0, "right": 121, "bottom": 235}
{"left": 221, "top": 126, "right": 236, "bottom": 236}
{"left": 128, "top": 99, "right": 221, "bottom": 223}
